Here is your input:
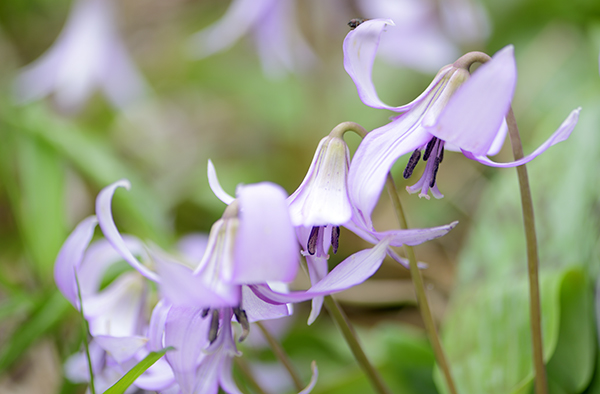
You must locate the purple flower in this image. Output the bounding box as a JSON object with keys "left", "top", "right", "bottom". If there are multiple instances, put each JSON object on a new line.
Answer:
{"left": 286, "top": 128, "right": 458, "bottom": 321}
{"left": 355, "top": 0, "right": 490, "bottom": 73}
{"left": 54, "top": 218, "right": 175, "bottom": 392}
{"left": 344, "top": 19, "right": 581, "bottom": 223}
{"left": 14, "top": 0, "right": 147, "bottom": 112}
{"left": 187, "top": 0, "right": 316, "bottom": 78}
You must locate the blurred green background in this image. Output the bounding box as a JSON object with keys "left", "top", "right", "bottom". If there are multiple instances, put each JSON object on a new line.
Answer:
{"left": 0, "top": 0, "right": 599, "bottom": 393}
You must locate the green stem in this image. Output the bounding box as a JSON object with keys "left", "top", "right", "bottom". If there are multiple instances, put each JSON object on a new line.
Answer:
{"left": 75, "top": 274, "right": 96, "bottom": 394}
{"left": 506, "top": 107, "right": 547, "bottom": 394}
{"left": 385, "top": 175, "right": 458, "bottom": 394}
{"left": 323, "top": 295, "right": 393, "bottom": 394}
{"left": 255, "top": 321, "right": 304, "bottom": 391}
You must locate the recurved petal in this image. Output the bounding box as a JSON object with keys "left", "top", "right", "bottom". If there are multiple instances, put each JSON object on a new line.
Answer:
{"left": 96, "top": 180, "right": 159, "bottom": 282}
{"left": 54, "top": 215, "right": 98, "bottom": 306}
{"left": 376, "top": 221, "right": 458, "bottom": 247}
{"left": 233, "top": 183, "right": 299, "bottom": 284}
{"left": 208, "top": 160, "right": 235, "bottom": 205}
{"left": 250, "top": 238, "right": 391, "bottom": 304}
{"left": 348, "top": 119, "right": 433, "bottom": 226}
{"left": 242, "top": 285, "right": 291, "bottom": 322}
{"left": 298, "top": 361, "right": 319, "bottom": 394}
{"left": 426, "top": 45, "right": 517, "bottom": 156}
{"left": 464, "top": 107, "right": 580, "bottom": 167}
{"left": 94, "top": 335, "right": 148, "bottom": 364}
{"left": 343, "top": 19, "right": 397, "bottom": 110}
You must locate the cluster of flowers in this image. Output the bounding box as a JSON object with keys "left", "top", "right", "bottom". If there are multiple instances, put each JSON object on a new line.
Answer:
{"left": 50, "top": 12, "right": 580, "bottom": 394}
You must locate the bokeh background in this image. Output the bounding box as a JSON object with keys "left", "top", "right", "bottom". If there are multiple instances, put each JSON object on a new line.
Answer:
{"left": 0, "top": 0, "right": 599, "bottom": 393}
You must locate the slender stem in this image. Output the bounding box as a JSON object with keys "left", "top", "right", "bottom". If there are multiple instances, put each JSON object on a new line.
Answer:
{"left": 234, "top": 357, "right": 269, "bottom": 394}
{"left": 323, "top": 295, "right": 393, "bottom": 394}
{"left": 385, "top": 175, "right": 458, "bottom": 394}
{"left": 506, "top": 107, "right": 547, "bottom": 394}
{"left": 75, "top": 274, "right": 96, "bottom": 394}
{"left": 255, "top": 321, "right": 304, "bottom": 391}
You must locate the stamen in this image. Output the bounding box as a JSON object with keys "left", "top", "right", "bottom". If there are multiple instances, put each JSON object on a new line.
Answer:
{"left": 430, "top": 157, "right": 441, "bottom": 188}
{"left": 438, "top": 146, "right": 444, "bottom": 163}
{"left": 201, "top": 308, "right": 210, "bottom": 318}
{"left": 331, "top": 226, "right": 340, "bottom": 254}
{"left": 307, "top": 226, "right": 320, "bottom": 255}
{"left": 208, "top": 309, "right": 220, "bottom": 344}
{"left": 403, "top": 149, "right": 421, "bottom": 179}
{"left": 233, "top": 307, "right": 250, "bottom": 342}
{"left": 423, "top": 137, "right": 438, "bottom": 161}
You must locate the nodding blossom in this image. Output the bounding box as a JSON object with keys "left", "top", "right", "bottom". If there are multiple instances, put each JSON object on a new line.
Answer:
{"left": 344, "top": 19, "right": 580, "bottom": 224}
{"left": 187, "top": 0, "right": 316, "bottom": 78}
{"left": 14, "top": 0, "right": 147, "bottom": 113}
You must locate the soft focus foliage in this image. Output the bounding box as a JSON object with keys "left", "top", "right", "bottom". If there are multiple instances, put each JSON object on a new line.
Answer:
{"left": 0, "top": 0, "right": 599, "bottom": 393}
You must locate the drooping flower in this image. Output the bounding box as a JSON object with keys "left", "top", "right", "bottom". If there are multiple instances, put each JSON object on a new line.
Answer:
{"left": 286, "top": 125, "right": 458, "bottom": 322}
{"left": 14, "top": 0, "right": 148, "bottom": 113}
{"left": 187, "top": 0, "right": 316, "bottom": 78}
{"left": 54, "top": 217, "right": 175, "bottom": 392}
{"left": 355, "top": 0, "right": 490, "bottom": 73}
{"left": 344, "top": 19, "right": 581, "bottom": 224}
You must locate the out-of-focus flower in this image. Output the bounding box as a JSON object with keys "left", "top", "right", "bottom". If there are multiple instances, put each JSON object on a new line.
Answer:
{"left": 14, "top": 0, "right": 148, "bottom": 113}
{"left": 344, "top": 19, "right": 580, "bottom": 223}
{"left": 187, "top": 0, "right": 316, "bottom": 78}
{"left": 55, "top": 217, "right": 174, "bottom": 392}
{"left": 355, "top": 0, "right": 490, "bottom": 73}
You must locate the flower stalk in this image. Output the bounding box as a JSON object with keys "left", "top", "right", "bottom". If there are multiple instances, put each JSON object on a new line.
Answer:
{"left": 323, "top": 295, "right": 392, "bottom": 394}
{"left": 506, "top": 107, "right": 547, "bottom": 394}
{"left": 255, "top": 321, "right": 304, "bottom": 392}
{"left": 385, "top": 175, "right": 458, "bottom": 394}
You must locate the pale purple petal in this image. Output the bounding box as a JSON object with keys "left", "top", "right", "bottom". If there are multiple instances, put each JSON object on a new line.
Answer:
{"left": 375, "top": 221, "right": 458, "bottom": 247}
{"left": 187, "top": 0, "right": 271, "bottom": 59}
{"left": 84, "top": 272, "right": 145, "bottom": 337}
{"left": 96, "top": 179, "right": 159, "bottom": 282}
{"left": 348, "top": 119, "right": 433, "bottom": 226}
{"left": 232, "top": 183, "right": 299, "bottom": 284}
{"left": 148, "top": 300, "right": 170, "bottom": 352}
{"left": 252, "top": 0, "right": 317, "bottom": 78}
{"left": 343, "top": 19, "right": 397, "bottom": 110}
{"left": 165, "top": 306, "right": 209, "bottom": 394}
{"left": 64, "top": 340, "right": 105, "bottom": 383}
{"left": 154, "top": 251, "right": 241, "bottom": 309}
{"left": 486, "top": 118, "right": 508, "bottom": 156}
{"left": 207, "top": 160, "right": 235, "bottom": 205}
{"left": 94, "top": 335, "right": 147, "bottom": 363}
{"left": 193, "top": 351, "right": 223, "bottom": 394}
{"left": 176, "top": 233, "right": 210, "bottom": 267}
{"left": 218, "top": 354, "right": 244, "bottom": 394}
{"left": 464, "top": 107, "right": 580, "bottom": 167}
{"left": 298, "top": 361, "right": 319, "bottom": 394}
{"left": 133, "top": 357, "right": 175, "bottom": 391}
{"left": 251, "top": 238, "right": 391, "bottom": 304}
{"left": 305, "top": 254, "right": 328, "bottom": 325}
{"left": 242, "top": 286, "right": 291, "bottom": 323}
{"left": 288, "top": 137, "right": 352, "bottom": 227}
{"left": 426, "top": 45, "right": 516, "bottom": 156}
{"left": 54, "top": 216, "right": 98, "bottom": 306}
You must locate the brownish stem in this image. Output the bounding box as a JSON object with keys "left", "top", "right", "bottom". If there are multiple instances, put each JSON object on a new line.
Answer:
{"left": 386, "top": 175, "right": 458, "bottom": 394}
{"left": 506, "top": 107, "right": 547, "bottom": 394}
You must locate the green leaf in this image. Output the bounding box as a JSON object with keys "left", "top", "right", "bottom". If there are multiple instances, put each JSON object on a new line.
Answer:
{"left": 102, "top": 347, "right": 173, "bottom": 394}
{"left": 0, "top": 290, "right": 70, "bottom": 372}
{"left": 546, "top": 269, "right": 596, "bottom": 393}
{"left": 16, "top": 132, "right": 67, "bottom": 279}
{"left": 435, "top": 267, "right": 594, "bottom": 394}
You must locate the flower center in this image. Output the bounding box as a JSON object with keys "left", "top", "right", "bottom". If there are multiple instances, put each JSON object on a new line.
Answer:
{"left": 403, "top": 136, "right": 445, "bottom": 188}
{"left": 203, "top": 306, "right": 250, "bottom": 344}
{"left": 307, "top": 225, "right": 340, "bottom": 256}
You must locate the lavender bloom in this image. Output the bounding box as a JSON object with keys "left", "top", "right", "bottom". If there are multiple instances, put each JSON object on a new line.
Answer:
{"left": 356, "top": 0, "right": 490, "bottom": 73}
{"left": 287, "top": 128, "right": 458, "bottom": 322}
{"left": 344, "top": 19, "right": 580, "bottom": 223}
{"left": 54, "top": 218, "right": 175, "bottom": 392}
{"left": 187, "top": 0, "right": 316, "bottom": 78}
{"left": 14, "top": 0, "right": 147, "bottom": 113}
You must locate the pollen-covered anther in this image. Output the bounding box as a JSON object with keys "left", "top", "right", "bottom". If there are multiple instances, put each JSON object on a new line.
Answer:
{"left": 307, "top": 226, "right": 320, "bottom": 255}
{"left": 423, "top": 137, "right": 438, "bottom": 161}
{"left": 331, "top": 226, "right": 340, "bottom": 254}
{"left": 403, "top": 149, "right": 421, "bottom": 179}
{"left": 209, "top": 309, "right": 220, "bottom": 344}
{"left": 233, "top": 307, "right": 250, "bottom": 342}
